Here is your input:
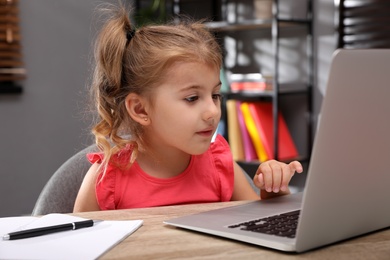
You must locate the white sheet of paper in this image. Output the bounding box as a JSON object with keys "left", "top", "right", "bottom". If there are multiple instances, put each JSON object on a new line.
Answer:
{"left": 0, "top": 214, "right": 143, "bottom": 260}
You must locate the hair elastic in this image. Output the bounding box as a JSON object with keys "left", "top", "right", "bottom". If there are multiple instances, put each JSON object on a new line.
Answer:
{"left": 126, "top": 29, "right": 136, "bottom": 43}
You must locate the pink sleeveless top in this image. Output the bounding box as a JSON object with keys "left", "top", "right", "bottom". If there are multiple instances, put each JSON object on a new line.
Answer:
{"left": 87, "top": 135, "right": 235, "bottom": 210}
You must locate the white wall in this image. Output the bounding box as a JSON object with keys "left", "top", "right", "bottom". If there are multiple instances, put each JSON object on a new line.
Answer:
{"left": 0, "top": 0, "right": 336, "bottom": 217}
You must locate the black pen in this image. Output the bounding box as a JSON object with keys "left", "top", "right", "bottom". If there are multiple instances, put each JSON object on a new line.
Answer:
{"left": 2, "top": 219, "right": 102, "bottom": 240}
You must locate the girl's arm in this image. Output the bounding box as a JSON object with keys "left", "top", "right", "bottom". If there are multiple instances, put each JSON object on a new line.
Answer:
{"left": 73, "top": 163, "right": 101, "bottom": 212}
{"left": 230, "top": 162, "right": 260, "bottom": 201}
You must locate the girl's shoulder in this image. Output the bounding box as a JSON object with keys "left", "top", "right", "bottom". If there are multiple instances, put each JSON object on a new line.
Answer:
{"left": 87, "top": 145, "right": 134, "bottom": 166}
{"left": 208, "top": 134, "right": 233, "bottom": 172}
{"left": 209, "top": 134, "right": 231, "bottom": 156}
{"left": 207, "top": 134, "right": 235, "bottom": 200}
{"left": 87, "top": 146, "right": 135, "bottom": 210}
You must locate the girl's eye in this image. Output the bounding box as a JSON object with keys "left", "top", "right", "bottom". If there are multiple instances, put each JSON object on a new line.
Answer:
{"left": 212, "top": 93, "right": 223, "bottom": 101}
{"left": 185, "top": 96, "right": 199, "bottom": 103}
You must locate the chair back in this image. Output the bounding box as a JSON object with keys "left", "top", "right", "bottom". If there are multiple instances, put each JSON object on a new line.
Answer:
{"left": 32, "top": 145, "right": 97, "bottom": 215}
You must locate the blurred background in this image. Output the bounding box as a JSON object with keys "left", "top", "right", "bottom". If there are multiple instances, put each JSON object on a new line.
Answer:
{"left": 0, "top": 0, "right": 336, "bottom": 217}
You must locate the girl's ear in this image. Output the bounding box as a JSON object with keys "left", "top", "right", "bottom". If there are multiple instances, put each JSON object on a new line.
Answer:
{"left": 125, "top": 93, "right": 150, "bottom": 126}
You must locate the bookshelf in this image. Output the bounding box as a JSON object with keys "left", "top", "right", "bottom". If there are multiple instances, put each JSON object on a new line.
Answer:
{"left": 202, "top": 0, "right": 313, "bottom": 166}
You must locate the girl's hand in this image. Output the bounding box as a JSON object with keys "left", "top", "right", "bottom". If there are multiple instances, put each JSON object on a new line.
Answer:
{"left": 253, "top": 160, "right": 303, "bottom": 197}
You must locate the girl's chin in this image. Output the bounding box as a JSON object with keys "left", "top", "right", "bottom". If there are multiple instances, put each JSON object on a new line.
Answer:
{"left": 189, "top": 145, "right": 211, "bottom": 155}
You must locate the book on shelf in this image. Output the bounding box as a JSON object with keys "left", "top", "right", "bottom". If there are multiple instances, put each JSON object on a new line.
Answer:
{"left": 240, "top": 102, "right": 269, "bottom": 162}
{"left": 226, "top": 100, "right": 245, "bottom": 161}
{"left": 226, "top": 100, "right": 298, "bottom": 163}
{"left": 229, "top": 73, "right": 272, "bottom": 92}
{"left": 236, "top": 101, "right": 258, "bottom": 161}
{"left": 248, "top": 102, "right": 298, "bottom": 161}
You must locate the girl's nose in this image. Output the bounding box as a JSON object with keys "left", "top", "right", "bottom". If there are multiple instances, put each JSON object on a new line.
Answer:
{"left": 202, "top": 98, "right": 220, "bottom": 122}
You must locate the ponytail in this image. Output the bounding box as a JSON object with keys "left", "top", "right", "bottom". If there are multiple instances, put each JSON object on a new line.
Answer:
{"left": 91, "top": 3, "right": 137, "bottom": 174}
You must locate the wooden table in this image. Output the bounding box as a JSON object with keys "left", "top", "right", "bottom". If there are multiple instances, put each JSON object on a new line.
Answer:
{"left": 73, "top": 201, "right": 390, "bottom": 259}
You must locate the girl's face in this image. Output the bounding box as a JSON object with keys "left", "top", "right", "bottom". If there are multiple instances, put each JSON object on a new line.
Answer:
{"left": 145, "top": 61, "right": 222, "bottom": 156}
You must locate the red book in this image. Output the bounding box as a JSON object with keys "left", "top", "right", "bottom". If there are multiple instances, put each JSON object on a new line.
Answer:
{"left": 248, "top": 102, "right": 298, "bottom": 160}
{"left": 236, "top": 101, "right": 257, "bottom": 161}
{"left": 230, "top": 81, "right": 268, "bottom": 92}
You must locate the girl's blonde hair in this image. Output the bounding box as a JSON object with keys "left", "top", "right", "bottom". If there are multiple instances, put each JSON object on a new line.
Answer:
{"left": 90, "top": 3, "right": 222, "bottom": 171}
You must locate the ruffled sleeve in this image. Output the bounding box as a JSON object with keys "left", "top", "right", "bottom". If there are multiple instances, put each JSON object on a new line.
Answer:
{"left": 87, "top": 152, "right": 103, "bottom": 164}
{"left": 210, "top": 135, "right": 235, "bottom": 201}
{"left": 86, "top": 152, "right": 117, "bottom": 210}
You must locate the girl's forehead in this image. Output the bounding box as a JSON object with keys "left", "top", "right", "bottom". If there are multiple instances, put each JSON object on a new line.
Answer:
{"left": 155, "top": 61, "right": 220, "bottom": 93}
{"left": 163, "top": 60, "right": 218, "bottom": 76}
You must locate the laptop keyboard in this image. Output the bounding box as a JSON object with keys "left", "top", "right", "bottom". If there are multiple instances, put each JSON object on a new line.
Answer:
{"left": 227, "top": 210, "right": 300, "bottom": 238}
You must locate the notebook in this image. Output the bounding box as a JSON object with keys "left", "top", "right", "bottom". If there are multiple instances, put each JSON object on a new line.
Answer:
{"left": 164, "top": 49, "right": 390, "bottom": 253}
{"left": 0, "top": 214, "right": 143, "bottom": 259}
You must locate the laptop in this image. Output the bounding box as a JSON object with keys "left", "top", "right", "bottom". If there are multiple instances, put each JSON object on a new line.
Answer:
{"left": 164, "top": 49, "right": 390, "bottom": 253}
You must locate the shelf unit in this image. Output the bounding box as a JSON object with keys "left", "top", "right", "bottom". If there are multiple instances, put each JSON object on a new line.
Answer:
{"left": 205, "top": 0, "right": 313, "bottom": 165}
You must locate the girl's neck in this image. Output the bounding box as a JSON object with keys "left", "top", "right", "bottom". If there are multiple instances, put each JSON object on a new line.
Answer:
{"left": 136, "top": 147, "right": 191, "bottom": 179}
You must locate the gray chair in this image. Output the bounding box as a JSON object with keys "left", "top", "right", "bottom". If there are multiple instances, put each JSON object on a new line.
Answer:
{"left": 32, "top": 145, "right": 98, "bottom": 216}
{"left": 32, "top": 145, "right": 258, "bottom": 216}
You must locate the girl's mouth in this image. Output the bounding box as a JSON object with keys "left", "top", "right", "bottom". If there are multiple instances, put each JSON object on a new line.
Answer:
{"left": 197, "top": 130, "right": 213, "bottom": 137}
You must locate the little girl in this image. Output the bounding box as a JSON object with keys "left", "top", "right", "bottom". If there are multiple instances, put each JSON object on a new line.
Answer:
{"left": 73, "top": 4, "right": 302, "bottom": 212}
